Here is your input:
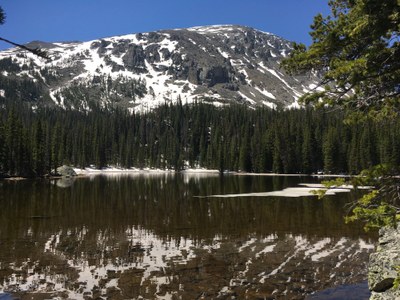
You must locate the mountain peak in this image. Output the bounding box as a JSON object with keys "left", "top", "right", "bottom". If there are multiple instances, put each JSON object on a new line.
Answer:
{"left": 0, "top": 25, "right": 320, "bottom": 112}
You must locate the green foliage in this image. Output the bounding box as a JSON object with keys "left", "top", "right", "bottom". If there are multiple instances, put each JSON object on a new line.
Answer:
{"left": 283, "top": 0, "right": 400, "bottom": 233}
{"left": 318, "top": 164, "right": 400, "bottom": 231}
{"left": 312, "top": 178, "right": 346, "bottom": 198}
{"left": 282, "top": 0, "right": 400, "bottom": 120}
{"left": 321, "top": 178, "right": 346, "bottom": 189}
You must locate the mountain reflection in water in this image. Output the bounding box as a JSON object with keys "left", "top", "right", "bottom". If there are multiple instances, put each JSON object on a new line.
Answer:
{"left": 0, "top": 174, "right": 376, "bottom": 299}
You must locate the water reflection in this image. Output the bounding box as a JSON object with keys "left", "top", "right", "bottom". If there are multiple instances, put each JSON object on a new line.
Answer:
{"left": 55, "top": 177, "right": 75, "bottom": 188}
{"left": 0, "top": 175, "right": 376, "bottom": 299}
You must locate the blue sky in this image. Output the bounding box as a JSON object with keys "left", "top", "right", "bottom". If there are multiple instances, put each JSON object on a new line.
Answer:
{"left": 0, "top": 0, "right": 330, "bottom": 50}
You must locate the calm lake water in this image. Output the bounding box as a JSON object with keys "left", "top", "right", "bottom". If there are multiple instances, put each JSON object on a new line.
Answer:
{"left": 0, "top": 174, "right": 376, "bottom": 299}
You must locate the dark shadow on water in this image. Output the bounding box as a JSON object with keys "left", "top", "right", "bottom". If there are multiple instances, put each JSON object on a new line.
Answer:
{"left": 306, "top": 281, "right": 371, "bottom": 300}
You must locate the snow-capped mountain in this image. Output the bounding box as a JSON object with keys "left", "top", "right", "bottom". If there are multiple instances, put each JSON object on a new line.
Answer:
{"left": 0, "top": 25, "right": 321, "bottom": 112}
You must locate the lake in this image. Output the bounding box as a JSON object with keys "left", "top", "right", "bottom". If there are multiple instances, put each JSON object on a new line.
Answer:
{"left": 0, "top": 174, "right": 376, "bottom": 299}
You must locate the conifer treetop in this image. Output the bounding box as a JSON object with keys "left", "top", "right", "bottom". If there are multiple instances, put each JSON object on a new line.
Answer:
{"left": 0, "top": 6, "right": 5, "bottom": 24}
{"left": 283, "top": 0, "right": 400, "bottom": 120}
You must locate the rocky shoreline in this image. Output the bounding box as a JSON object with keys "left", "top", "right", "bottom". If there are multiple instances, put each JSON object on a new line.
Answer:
{"left": 369, "top": 225, "right": 400, "bottom": 299}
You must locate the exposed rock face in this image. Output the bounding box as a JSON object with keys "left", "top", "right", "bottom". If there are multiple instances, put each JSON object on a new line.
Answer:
{"left": 56, "top": 165, "right": 77, "bottom": 177}
{"left": 122, "top": 44, "right": 147, "bottom": 72}
{"left": 369, "top": 225, "right": 400, "bottom": 299}
{"left": 0, "top": 25, "right": 322, "bottom": 113}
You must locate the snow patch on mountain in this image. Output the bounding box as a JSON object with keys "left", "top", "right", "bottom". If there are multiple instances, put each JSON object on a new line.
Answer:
{"left": 0, "top": 25, "right": 322, "bottom": 112}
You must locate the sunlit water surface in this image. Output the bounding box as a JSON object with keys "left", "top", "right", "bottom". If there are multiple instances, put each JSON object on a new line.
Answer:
{"left": 0, "top": 174, "right": 376, "bottom": 299}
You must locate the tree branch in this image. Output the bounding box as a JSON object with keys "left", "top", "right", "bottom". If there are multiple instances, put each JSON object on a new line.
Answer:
{"left": 0, "top": 37, "right": 49, "bottom": 59}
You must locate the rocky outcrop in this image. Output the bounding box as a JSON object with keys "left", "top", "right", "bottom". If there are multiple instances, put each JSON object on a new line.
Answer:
{"left": 369, "top": 225, "right": 400, "bottom": 299}
{"left": 122, "top": 44, "right": 147, "bottom": 73}
{"left": 56, "top": 165, "right": 77, "bottom": 177}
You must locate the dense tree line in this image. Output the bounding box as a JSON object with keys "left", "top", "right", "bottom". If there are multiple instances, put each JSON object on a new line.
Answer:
{"left": 283, "top": 0, "right": 400, "bottom": 230}
{"left": 0, "top": 101, "right": 399, "bottom": 177}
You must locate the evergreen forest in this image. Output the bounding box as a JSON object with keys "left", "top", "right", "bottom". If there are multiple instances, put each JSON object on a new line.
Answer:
{"left": 1, "top": 100, "right": 399, "bottom": 177}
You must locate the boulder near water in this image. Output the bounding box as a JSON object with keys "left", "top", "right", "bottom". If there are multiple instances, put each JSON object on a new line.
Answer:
{"left": 369, "top": 225, "right": 400, "bottom": 299}
{"left": 56, "top": 165, "right": 77, "bottom": 177}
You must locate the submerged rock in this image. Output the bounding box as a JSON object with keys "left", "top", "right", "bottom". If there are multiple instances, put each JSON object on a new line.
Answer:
{"left": 56, "top": 165, "right": 77, "bottom": 177}
{"left": 369, "top": 225, "right": 400, "bottom": 299}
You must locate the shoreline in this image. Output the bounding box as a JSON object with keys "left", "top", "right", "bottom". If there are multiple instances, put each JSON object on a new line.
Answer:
{"left": 0, "top": 167, "right": 353, "bottom": 181}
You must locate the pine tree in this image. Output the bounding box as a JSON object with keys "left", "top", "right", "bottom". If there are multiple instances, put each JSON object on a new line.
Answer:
{"left": 0, "top": 6, "right": 5, "bottom": 25}
{"left": 239, "top": 128, "right": 252, "bottom": 172}
{"left": 283, "top": 0, "right": 400, "bottom": 230}
{"left": 322, "top": 128, "right": 338, "bottom": 174}
{"left": 32, "top": 119, "right": 46, "bottom": 175}
{"left": 283, "top": 0, "right": 400, "bottom": 121}
{"left": 272, "top": 130, "right": 282, "bottom": 174}
{"left": 302, "top": 125, "right": 313, "bottom": 174}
